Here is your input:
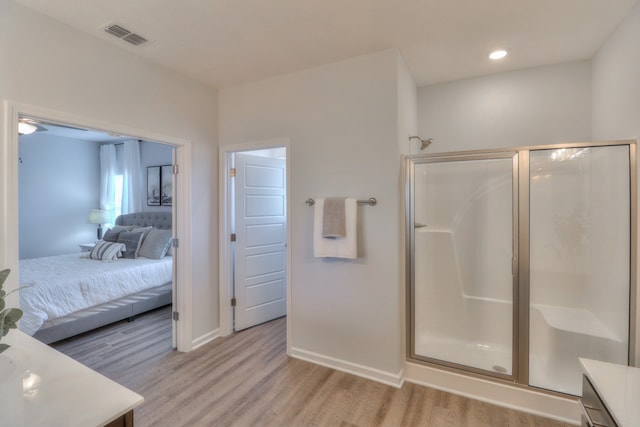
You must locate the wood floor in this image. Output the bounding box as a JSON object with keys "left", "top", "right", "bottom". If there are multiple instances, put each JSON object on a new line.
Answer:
{"left": 52, "top": 307, "right": 574, "bottom": 427}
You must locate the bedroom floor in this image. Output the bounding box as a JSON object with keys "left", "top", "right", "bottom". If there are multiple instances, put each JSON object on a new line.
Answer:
{"left": 52, "top": 307, "right": 574, "bottom": 427}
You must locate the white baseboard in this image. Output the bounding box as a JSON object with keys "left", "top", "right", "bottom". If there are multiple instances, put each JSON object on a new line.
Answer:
{"left": 404, "top": 361, "right": 581, "bottom": 425}
{"left": 290, "top": 347, "right": 404, "bottom": 388}
{"left": 192, "top": 328, "right": 219, "bottom": 350}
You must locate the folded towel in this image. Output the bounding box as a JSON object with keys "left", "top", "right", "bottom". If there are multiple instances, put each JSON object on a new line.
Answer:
{"left": 314, "top": 198, "right": 357, "bottom": 259}
{"left": 322, "top": 197, "right": 346, "bottom": 238}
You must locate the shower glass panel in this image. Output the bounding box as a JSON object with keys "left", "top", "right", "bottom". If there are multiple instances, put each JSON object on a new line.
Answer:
{"left": 411, "top": 155, "right": 515, "bottom": 376}
{"left": 529, "top": 146, "right": 630, "bottom": 395}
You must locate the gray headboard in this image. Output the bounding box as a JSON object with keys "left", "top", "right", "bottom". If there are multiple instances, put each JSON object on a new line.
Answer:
{"left": 115, "top": 212, "right": 172, "bottom": 230}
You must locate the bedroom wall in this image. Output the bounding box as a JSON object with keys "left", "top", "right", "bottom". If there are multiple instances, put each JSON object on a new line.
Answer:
{"left": 417, "top": 60, "right": 592, "bottom": 153}
{"left": 219, "top": 49, "right": 407, "bottom": 381}
{"left": 19, "top": 137, "right": 171, "bottom": 258}
{"left": 0, "top": 1, "right": 219, "bottom": 343}
{"left": 139, "top": 141, "right": 173, "bottom": 213}
{"left": 18, "top": 134, "right": 100, "bottom": 259}
{"left": 591, "top": 0, "right": 640, "bottom": 365}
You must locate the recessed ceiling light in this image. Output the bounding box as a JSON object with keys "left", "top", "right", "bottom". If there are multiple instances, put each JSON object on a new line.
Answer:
{"left": 489, "top": 49, "right": 508, "bottom": 60}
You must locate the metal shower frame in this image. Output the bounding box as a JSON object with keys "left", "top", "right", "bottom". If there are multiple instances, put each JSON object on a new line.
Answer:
{"left": 405, "top": 139, "right": 638, "bottom": 393}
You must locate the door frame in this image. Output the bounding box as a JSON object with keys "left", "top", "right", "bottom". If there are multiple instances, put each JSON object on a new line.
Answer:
{"left": 219, "top": 138, "right": 291, "bottom": 351}
{"left": 2, "top": 100, "right": 193, "bottom": 352}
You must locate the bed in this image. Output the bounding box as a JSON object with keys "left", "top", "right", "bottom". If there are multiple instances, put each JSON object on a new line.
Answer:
{"left": 19, "top": 212, "right": 174, "bottom": 344}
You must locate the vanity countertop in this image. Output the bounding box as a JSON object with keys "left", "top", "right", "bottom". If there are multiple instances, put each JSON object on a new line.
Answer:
{"left": 579, "top": 358, "right": 640, "bottom": 427}
{"left": 0, "top": 330, "right": 143, "bottom": 426}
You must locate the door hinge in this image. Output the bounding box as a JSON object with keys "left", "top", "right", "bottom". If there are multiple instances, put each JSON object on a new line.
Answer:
{"left": 172, "top": 238, "right": 179, "bottom": 248}
{"left": 172, "top": 164, "right": 179, "bottom": 175}
{"left": 230, "top": 233, "right": 236, "bottom": 242}
{"left": 231, "top": 297, "right": 236, "bottom": 307}
{"left": 172, "top": 311, "right": 180, "bottom": 321}
{"left": 230, "top": 168, "right": 236, "bottom": 177}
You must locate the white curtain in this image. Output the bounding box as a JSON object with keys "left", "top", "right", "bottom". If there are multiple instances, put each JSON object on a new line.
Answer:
{"left": 99, "top": 144, "right": 118, "bottom": 226}
{"left": 122, "top": 140, "right": 143, "bottom": 214}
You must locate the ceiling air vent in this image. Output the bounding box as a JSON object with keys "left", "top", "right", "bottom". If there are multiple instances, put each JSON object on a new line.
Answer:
{"left": 122, "top": 33, "right": 148, "bottom": 46}
{"left": 103, "top": 23, "right": 149, "bottom": 47}
{"left": 105, "top": 24, "right": 131, "bottom": 38}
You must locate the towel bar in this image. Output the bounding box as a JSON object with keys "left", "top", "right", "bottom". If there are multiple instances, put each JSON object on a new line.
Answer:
{"left": 305, "top": 197, "right": 377, "bottom": 206}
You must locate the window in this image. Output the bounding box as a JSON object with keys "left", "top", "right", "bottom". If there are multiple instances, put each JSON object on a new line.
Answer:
{"left": 113, "top": 174, "right": 124, "bottom": 220}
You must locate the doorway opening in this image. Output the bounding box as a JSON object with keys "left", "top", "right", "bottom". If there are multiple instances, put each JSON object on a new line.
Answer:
{"left": 4, "top": 103, "right": 193, "bottom": 356}
{"left": 219, "top": 140, "right": 291, "bottom": 347}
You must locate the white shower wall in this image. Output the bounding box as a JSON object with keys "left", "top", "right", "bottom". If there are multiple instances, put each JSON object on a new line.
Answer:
{"left": 529, "top": 146, "right": 630, "bottom": 395}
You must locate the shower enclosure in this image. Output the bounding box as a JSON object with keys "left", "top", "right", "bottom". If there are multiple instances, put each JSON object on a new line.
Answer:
{"left": 407, "top": 141, "right": 636, "bottom": 396}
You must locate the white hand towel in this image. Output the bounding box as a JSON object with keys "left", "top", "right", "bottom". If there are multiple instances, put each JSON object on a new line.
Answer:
{"left": 313, "top": 198, "right": 357, "bottom": 259}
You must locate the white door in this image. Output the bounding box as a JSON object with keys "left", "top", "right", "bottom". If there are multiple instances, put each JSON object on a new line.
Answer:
{"left": 233, "top": 153, "right": 286, "bottom": 331}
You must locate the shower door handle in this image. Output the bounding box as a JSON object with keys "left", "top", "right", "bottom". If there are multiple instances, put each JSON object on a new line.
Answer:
{"left": 512, "top": 257, "right": 518, "bottom": 276}
{"left": 414, "top": 223, "right": 427, "bottom": 229}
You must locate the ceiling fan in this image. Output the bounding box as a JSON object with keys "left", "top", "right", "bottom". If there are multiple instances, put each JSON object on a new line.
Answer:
{"left": 18, "top": 118, "right": 47, "bottom": 135}
{"left": 18, "top": 117, "right": 88, "bottom": 135}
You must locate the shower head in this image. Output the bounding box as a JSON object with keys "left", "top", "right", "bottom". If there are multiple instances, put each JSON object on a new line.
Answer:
{"left": 409, "top": 136, "right": 433, "bottom": 150}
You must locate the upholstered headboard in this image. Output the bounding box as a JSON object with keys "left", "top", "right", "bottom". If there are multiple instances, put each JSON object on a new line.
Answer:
{"left": 115, "top": 212, "right": 172, "bottom": 230}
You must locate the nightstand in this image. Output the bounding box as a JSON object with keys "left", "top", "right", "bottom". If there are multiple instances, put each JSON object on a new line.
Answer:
{"left": 79, "top": 242, "right": 96, "bottom": 252}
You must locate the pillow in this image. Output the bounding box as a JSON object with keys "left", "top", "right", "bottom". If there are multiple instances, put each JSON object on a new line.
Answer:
{"left": 89, "top": 241, "right": 126, "bottom": 262}
{"left": 117, "top": 231, "right": 144, "bottom": 259}
{"left": 103, "top": 225, "right": 134, "bottom": 242}
{"left": 139, "top": 228, "right": 173, "bottom": 259}
{"left": 131, "top": 226, "right": 153, "bottom": 244}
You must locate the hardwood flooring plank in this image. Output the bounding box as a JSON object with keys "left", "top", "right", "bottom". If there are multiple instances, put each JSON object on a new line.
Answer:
{"left": 53, "top": 307, "right": 574, "bottom": 427}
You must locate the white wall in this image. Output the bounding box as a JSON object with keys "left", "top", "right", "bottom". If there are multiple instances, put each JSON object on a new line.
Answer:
{"left": 220, "top": 49, "right": 408, "bottom": 381}
{"left": 418, "top": 61, "right": 593, "bottom": 153}
{"left": 592, "top": 0, "right": 640, "bottom": 365}
{"left": 592, "top": 1, "right": 640, "bottom": 140}
{"left": 396, "top": 56, "right": 418, "bottom": 362}
{"left": 397, "top": 56, "right": 418, "bottom": 156}
{"left": 18, "top": 134, "right": 100, "bottom": 258}
{"left": 0, "top": 1, "right": 219, "bottom": 343}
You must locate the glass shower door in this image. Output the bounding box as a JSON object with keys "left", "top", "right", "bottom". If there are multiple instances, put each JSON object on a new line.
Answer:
{"left": 529, "top": 146, "right": 631, "bottom": 395}
{"left": 410, "top": 153, "right": 517, "bottom": 377}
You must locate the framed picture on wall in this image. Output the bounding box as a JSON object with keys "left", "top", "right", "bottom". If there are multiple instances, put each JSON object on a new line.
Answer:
{"left": 147, "top": 166, "right": 161, "bottom": 206}
{"left": 161, "top": 165, "right": 173, "bottom": 206}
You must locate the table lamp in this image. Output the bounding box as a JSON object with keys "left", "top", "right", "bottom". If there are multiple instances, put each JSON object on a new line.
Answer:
{"left": 87, "top": 209, "right": 109, "bottom": 240}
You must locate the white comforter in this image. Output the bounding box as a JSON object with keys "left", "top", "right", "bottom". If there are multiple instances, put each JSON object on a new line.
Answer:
{"left": 19, "top": 253, "right": 173, "bottom": 336}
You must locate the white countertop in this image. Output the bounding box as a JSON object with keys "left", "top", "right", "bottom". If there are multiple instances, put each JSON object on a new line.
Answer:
{"left": 0, "top": 330, "right": 143, "bottom": 427}
{"left": 580, "top": 358, "right": 640, "bottom": 427}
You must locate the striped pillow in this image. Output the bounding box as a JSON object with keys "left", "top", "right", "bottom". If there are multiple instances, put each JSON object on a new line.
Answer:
{"left": 89, "top": 241, "right": 126, "bottom": 262}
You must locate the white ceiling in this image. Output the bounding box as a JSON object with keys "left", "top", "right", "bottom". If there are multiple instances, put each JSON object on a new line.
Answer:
{"left": 14, "top": 0, "right": 639, "bottom": 89}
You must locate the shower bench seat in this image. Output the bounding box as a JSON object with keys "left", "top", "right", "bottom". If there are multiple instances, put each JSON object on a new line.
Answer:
{"left": 533, "top": 304, "right": 620, "bottom": 342}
